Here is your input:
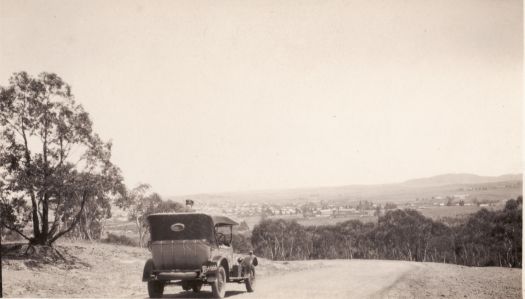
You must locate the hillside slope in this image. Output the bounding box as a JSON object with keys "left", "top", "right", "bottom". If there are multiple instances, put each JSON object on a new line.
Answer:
{"left": 168, "top": 173, "right": 522, "bottom": 205}
{"left": 2, "top": 242, "right": 521, "bottom": 298}
{"left": 402, "top": 173, "right": 522, "bottom": 187}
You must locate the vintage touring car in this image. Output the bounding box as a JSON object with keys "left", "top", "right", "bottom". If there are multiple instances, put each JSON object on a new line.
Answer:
{"left": 142, "top": 213, "right": 257, "bottom": 298}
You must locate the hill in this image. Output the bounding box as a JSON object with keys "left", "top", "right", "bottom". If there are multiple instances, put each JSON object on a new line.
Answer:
{"left": 402, "top": 173, "right": 522, "bottom": 187}
{"left": 168, "top": 173, "right": 522, "bottom": 205}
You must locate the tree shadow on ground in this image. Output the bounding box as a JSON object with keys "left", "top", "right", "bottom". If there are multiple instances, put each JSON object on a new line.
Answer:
{"left": 1, "top": 242, "right": 89, "bottom": 269}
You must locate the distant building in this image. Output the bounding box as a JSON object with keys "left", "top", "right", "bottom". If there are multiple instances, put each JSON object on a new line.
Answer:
{"left": 317, "top": 209, "right": 333, "bottom": 217}
{"left": 333, "top": 208, "right": 357, "bottom": 217}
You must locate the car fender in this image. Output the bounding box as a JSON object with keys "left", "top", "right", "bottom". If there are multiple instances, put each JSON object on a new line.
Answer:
{"left": 206, "top": 256, "right": 229, "bottom": 282}
{"left": 142, "top": 258, "right": 155, "bottom": 282}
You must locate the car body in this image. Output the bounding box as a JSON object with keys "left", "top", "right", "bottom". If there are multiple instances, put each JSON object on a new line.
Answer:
{"left": 142, "top": 213, "right": 257, "bottom": 298}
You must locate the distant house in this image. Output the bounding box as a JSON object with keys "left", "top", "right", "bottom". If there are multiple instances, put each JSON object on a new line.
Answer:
{"left": 331, "top": 208, "right": 354, "bottom": 218}
{"left": 317, "top": 209, "right": 333, "bottom": 217}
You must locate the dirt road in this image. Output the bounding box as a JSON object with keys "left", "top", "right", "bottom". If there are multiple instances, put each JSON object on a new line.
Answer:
{"left": 2, "top": 242, "right": 522, "bottom": 298}
{"left": 164, "top": 260, "right": 418, "bottom": 299}
{"left": 164, "top": 260, "right": 521, "bottom": 299}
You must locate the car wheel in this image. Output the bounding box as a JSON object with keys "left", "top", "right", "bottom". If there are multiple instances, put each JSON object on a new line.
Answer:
{"left": 245, "top": 268, "right": 256, "bottom": 292}
{"left": 181, "top": 281, "right": 191, "bottom": 291}
{"left": 147, "top": 280, "right": 164, "bottom": 298}
{"left": 192, "top": 282, "right": 203, "bottom": 293}
{"left": 211, "top": 266, "right": 226, "bottom": 298}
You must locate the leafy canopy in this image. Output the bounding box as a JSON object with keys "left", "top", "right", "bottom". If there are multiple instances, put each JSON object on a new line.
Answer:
{"left": 0, "top": 72, "right": 124, "bottom": 245}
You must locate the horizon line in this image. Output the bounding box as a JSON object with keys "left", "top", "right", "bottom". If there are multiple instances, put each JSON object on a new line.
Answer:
{"left": 163, "top": 172, "right": 523, "bottom": 199}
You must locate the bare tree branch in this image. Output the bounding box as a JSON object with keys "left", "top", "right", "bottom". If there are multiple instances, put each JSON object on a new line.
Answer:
{"left": 1, "top": 223, "right": 31, "bottom": 241}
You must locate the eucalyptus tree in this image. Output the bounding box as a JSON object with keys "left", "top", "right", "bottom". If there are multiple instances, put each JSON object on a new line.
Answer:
{"left": 0, "top": 72, "right": 125, "bottom": 245}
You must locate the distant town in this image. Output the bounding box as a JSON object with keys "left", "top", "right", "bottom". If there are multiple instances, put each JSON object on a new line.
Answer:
{"left": 108, "top": 177, "right": 522, "bottom": 233}
{"left": 182, "top": 180, "right": 522, "bottom": 226}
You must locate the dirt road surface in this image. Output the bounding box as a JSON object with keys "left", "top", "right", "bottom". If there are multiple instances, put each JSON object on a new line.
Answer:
{"left": 2, "top": 242, "right": 522, "bottom": 298}
{"left": 165, "top": 260, "right": 521, "bottom": 299}
{"left": 165, "top": 260, "right": 418, "bottom": 299}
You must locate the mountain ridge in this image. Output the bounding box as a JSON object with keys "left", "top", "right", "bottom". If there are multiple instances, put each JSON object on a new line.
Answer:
{"left": 167, "top": 173, "right": 522, "bottom": 203}
{"left": 401, "top": 173, "right": 522, "bottom": 187}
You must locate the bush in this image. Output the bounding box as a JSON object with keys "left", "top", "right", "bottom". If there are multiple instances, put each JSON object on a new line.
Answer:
{"left": 250, "top": 197, "right": 522, "bottom": 268}
{"left": 1, "top": 229, "right": 26, "bottom": 242}
{"left": 232, "top": 233, "right": 252, "bottom": 253}
{"left": 102, "top": 233, "right": 139, "bottom": 247}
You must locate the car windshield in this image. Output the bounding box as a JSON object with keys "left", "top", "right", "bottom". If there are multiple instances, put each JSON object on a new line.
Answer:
{"left": 147, "top": 214, "right": 215, "bottom": 242}
{"left": 215, "top": 224, "right": 233, "bottom": 245}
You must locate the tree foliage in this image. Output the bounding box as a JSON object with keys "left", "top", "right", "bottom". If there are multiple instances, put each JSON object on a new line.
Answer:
{"left": 384, "top": 202, "right": 398, "bottom": 210}
{"left": 251, "top": 198, "right": 522, "bottom": 268}
{"left": 116, "top": 184, "right": 185, "bottom": 247}
{"left": 0, "top": 72, "right": 125, "bottom": 245}
{"left": 232, "top": 233, "right": 252, "bottom": 253}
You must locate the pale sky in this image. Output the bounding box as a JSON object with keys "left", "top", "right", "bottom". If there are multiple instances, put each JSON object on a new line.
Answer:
{"left": 0, "top": 0, "right": 522, "bottom": 196}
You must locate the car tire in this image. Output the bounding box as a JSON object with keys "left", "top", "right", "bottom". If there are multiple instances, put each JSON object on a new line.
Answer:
{"left": 245, "top": 268, "right": 256, "bottom": 292}
{"left": 211, "top": 266, "right": 226, "bottom": 298}
{"left": 181, "top": 281, "right": 191, "bottom": 291}
{"left": 147, "top": 280, "right": 164, "bottom": 298}
{"left": 192, "top": 282, "right": 202, "bottom": 293}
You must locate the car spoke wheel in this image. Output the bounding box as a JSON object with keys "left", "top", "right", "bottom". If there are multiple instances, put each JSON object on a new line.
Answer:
{"left": 147, "top": 281, "right": 165, "bottom": 298}
{"left": 245, "top": 268, "right": 256, "bottom": 292}
{"left": 211, "top": 266, "right": 226, "bottom": 298}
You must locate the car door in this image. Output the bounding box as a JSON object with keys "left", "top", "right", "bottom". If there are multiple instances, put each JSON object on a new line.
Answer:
{"left": 214, "top": 224, "right": 234, "bottom": 265}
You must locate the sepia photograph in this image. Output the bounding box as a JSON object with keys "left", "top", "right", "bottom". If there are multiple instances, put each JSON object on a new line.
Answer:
{"left": 0, "top": 0, "right": 522, "bottom": 298}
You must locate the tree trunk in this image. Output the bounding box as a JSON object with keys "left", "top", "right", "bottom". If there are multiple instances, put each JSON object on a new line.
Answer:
{"left": 40, "top": 193, "right": 50, "bottom": 243}
{"left": 48, "top": 191, "right": 89, "bottom": 245}
{"left": 136, "top": 217, "right": 143, "bottom": 248}
{"left": 21, "top": 122, "right": 41, "bottom": 242}
{"left": 29, "top": 193, "right": 41, "bottom": 242}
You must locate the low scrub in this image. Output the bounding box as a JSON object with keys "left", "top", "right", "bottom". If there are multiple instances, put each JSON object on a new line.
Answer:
{"left": 232, "top": 233, "right": 252, "bottom": 253}
{"left": 252, "top": 197, "right": 522, "bottom": 268}
{"left": 102, "top": 233, "right": 139, "bottom": 247}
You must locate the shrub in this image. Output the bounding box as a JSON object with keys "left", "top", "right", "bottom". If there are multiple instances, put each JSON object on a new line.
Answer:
{"left": 102, "top": 233, "right": 139, "bottom": 247}
{"left": 232, "top": 233, "right": 252, "bottom": 253}
{"left": 250, "top": 197, "right": 522, "bottom": 268}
